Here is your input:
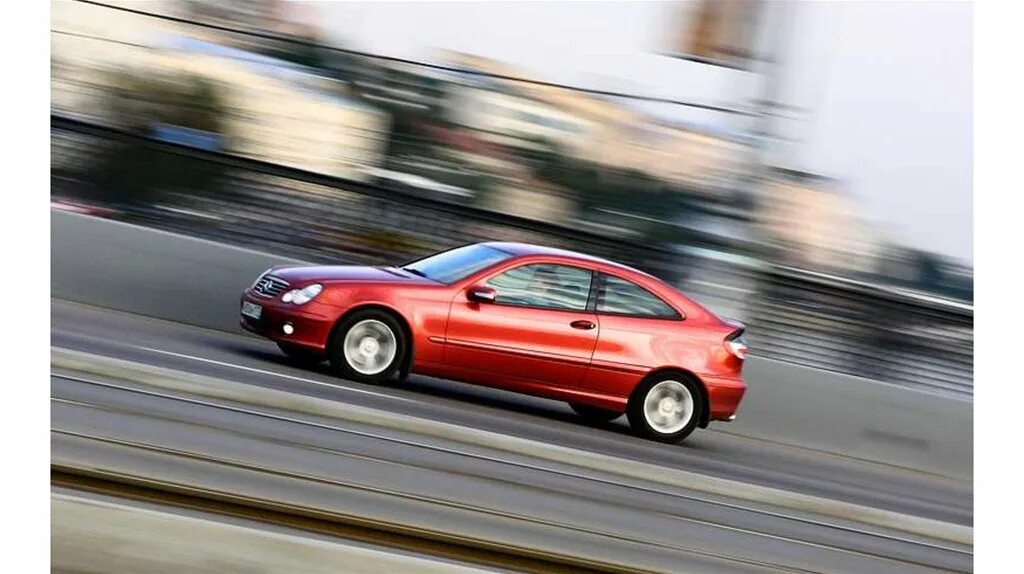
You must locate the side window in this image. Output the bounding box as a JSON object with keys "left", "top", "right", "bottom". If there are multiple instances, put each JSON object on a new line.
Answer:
{"left": 597, "top": 275, "right": 679, "bottom": 318}
{"left": 485, "top": 264, "right": 592, "bottom": 311}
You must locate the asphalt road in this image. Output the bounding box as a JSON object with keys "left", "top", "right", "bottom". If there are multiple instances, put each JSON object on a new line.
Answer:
{"left": 51, "top": 298, "right": 972, "bottom": 528}
{"left": 51, "top": 208, "right": 974, "bottom": 480}
{"left": 52, "top": 376, "right": 971, "bottom": 573}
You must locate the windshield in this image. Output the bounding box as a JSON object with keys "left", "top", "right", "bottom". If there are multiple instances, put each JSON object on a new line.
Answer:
{"left": 402, "top": 244, "right": 513, "bottom": 285}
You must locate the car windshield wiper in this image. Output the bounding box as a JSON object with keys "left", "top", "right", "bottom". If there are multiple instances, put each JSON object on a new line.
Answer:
{"left": 402, "top": 267, "right": 429, "bottom": 278}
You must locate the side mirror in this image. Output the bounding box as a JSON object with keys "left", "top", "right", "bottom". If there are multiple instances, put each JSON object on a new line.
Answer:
{"left": 466, "top": 285, "right": 497, "bottom": 303}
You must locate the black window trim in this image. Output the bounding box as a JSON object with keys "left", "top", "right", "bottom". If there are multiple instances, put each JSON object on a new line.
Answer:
{"left": 482, "top": 262, "right": 597, "bottom": 314}
{"left": 594, "top": 272, "right": 684, "bottom": 321}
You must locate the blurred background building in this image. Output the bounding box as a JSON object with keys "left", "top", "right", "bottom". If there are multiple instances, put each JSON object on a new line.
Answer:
{"left": 759, "top": 167, "right": 883, "bottom": 275}
{"left": 52, "top": 0, "right": 390, "bottom": 180}
{"left": 50, "top": 0, "right": 974, "bottom": 290}
{"left": 50, "top": 0, "right": 972, "bottom": 395}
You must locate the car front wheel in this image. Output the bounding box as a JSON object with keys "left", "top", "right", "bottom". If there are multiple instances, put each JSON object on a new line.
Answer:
{"left": 328, "top": 309, "right": 406, "bottom": 384}
{"left": 626, "top": 374, "right": 702, "bottom": 443}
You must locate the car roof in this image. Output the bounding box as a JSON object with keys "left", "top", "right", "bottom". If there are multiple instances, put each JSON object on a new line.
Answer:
{"left": 477, "top": 242, "right": 717, "bottom": 322}
{"left": 482, "top": 241, "right": 655, "bottom": 279}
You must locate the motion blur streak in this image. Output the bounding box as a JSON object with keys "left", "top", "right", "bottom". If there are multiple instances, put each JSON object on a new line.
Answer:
{"left": 50, "top": 367, "right": 971, "bottom": 553}
{"left": 51, "top": 213, "right": 974, "bottom": 481}
{"left": 51, "top": 0, "right": 971, "bottom": 571}
{"left": 50, "top": 367, "right": 972, "bottom": 572}
{"left": 50, "top": 292, "right": 973, "bottom": 571}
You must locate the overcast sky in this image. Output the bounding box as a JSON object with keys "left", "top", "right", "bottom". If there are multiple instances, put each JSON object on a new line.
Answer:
{"left": 314, "top": 1, "right": 972, "bottom": 263}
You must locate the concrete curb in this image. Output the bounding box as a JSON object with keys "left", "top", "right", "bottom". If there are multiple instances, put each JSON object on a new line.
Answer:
{"left": 52, "top": 493, "right": 497, "bottom": 574}
{"left": 51, "top": 347, "right": 972, "bottom": 547}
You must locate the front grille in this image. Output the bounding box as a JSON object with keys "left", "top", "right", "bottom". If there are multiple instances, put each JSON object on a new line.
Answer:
{"left": 252, "top": 275, "right": 289, "bottom": 298}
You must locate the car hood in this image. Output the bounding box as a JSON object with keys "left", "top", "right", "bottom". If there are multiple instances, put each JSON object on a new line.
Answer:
{"left": 268, "top": 265, "right": 434, "bottom": 285}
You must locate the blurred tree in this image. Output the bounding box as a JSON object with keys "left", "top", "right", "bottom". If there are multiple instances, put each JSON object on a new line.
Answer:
{"left": 257, "top": 31, "right": 328, "bottom": 71}
{"left": 83, "top": 72, "right": 229, "bottom": 209}
{"left": 517, "top": 136, "right": 698, "bottom": 244}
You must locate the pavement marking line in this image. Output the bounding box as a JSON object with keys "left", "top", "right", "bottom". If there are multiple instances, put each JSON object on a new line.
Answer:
{"left": 51, "top": 346, "right": 973, "bottom": 547}
{"left": 137, "top": 347, "right": 416, "bottom": 404}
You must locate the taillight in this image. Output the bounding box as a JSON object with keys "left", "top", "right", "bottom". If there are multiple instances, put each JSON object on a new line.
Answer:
{"left": 725, "top": 329, "right": 748, "bottom": 360}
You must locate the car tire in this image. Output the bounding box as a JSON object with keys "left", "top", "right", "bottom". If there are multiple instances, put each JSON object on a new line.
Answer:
{"left": 328, "top": 309, "right": 406, "bottom": 384}
{"left": 569, "top": 402, "right": 622, "bottom": 423}
{"left": 277, "top": 342, "right": 324, "bottom": 364}
{"left": 626, "top": 373, "right": 703, "bottom": 443}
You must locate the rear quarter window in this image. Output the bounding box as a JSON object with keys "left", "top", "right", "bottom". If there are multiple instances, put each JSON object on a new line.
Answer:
{"left": 597, "top": 274, "right": 680, "bottom": 319}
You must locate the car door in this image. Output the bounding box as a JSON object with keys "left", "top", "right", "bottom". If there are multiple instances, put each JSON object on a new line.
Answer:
{"left": 444, "top": 262, "right": 599, "bottom": 388}
{"left": 583, "top": 273, "right": 686, "bottom": 398}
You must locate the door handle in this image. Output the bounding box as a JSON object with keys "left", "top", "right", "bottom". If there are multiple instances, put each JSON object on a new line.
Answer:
{"left": 570, "top": 320, "right": 596, "bottom": 330}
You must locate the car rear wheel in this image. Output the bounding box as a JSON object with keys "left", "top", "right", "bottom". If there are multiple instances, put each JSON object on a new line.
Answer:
{"left": 329, "top": 309, "right": 405, "bottom": 384}
{"left": 569, "top": 403, "right": 622, "bottom": 423}
{"left": 626, "top": 374, "right": 702, "bottom": 443}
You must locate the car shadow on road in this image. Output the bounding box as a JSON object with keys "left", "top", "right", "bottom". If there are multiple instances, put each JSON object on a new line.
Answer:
{"left": 213, "top": 339, "right": 649, "bottom": 442}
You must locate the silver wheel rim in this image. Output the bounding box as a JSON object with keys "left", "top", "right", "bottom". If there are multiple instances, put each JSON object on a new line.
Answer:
{"left": 643, "top": 380, "right": 693, "bottom": 434}
{"left": 342, "top": 319, "right": 397, "bottom": 375}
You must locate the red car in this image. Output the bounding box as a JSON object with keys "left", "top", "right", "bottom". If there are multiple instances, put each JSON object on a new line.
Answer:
{"left": 240, "top": 242, "right": 747, "bottom": 442}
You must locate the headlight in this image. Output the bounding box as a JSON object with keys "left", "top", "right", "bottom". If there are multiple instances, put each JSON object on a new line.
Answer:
{"left": 282, "top": 283, "right": 323, "bottom": 305}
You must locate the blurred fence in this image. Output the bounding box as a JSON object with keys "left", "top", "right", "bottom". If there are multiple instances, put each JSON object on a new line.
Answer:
{"left": 745, "top": 267, "right": 973, "bottom": 398}
{"left": 50, "top": 114, "right": 973, "bottom": 398}
{"left": 51, "top": 114, "right": 704, "bottom": 282}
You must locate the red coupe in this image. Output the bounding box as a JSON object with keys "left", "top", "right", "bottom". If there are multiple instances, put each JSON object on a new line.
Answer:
{"left": 240, "top": 242, "right": 747, "bottom": 442}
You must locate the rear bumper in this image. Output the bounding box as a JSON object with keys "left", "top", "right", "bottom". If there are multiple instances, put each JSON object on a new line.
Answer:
{"left": 239, "top": 291, "right": 335, "bottom": 352}
{"left": 702, "top": 375, "right": 747, "bottom": 422}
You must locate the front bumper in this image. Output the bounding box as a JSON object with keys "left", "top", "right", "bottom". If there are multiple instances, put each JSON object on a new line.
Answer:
{"left": 239, "top": 290, "right": 335, "bottom": 352}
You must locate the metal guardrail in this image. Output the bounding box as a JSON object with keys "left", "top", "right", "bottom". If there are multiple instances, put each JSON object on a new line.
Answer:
{"left": 50, "top": 114, "right": 973, "bottom": 398}
{"left": 744, "top": 266, "right": 973, "bottom": 398}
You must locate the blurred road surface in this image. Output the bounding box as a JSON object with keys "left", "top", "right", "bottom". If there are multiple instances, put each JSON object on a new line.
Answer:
{"left": 50, "top": 209, "right": 974, "bottom": 480}
{"left": 51, "top": 298, "right": 971, "bottom": 525}
{"left": 51, "top": 298, "right": 973, "bottom": 572}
